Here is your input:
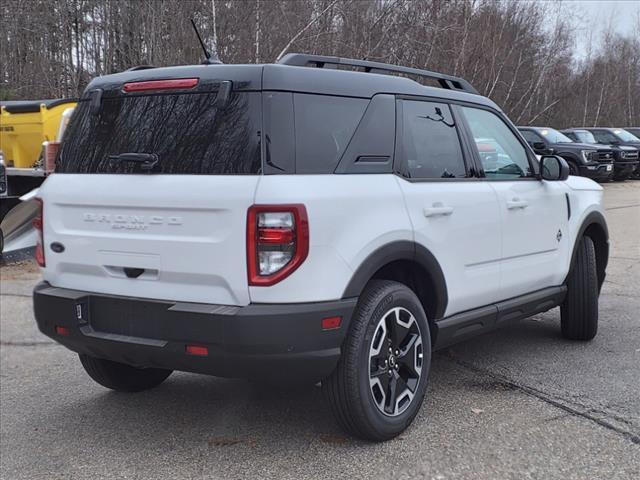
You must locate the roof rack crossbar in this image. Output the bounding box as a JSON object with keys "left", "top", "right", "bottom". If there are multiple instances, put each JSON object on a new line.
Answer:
{"left": 277, "top": 53, "right": 479, "bottom": 95}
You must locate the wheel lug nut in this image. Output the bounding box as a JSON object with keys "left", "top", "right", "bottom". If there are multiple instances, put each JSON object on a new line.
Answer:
{"left": 395, "top": 350, "right": 399, "bottom": 355}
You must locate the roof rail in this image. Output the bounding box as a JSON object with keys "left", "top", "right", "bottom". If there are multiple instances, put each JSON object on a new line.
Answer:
{"left": 277, "top": 53, "right": 479, "bottom": 95}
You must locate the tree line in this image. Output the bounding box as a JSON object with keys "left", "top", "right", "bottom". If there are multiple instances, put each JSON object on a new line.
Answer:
{"left": 1, "top": 0, "right": 638, "bottom": 128}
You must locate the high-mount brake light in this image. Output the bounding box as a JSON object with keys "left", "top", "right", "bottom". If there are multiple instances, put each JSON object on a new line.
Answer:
{"left": 33, "top": 198, "right": 45, "bottom": 267}
{"left": 122, "top": 78, "right": 199, "bottom": 93}
{"left": 247, "top": 205, "right": 309, "bottom": 286}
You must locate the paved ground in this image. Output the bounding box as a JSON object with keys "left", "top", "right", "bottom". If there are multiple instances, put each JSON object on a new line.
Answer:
{"left": 1, "top": 182, "right": 639, "bottom": 480}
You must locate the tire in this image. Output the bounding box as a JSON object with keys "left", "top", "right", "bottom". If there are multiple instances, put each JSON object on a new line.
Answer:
{"left": 568, "top": 161, "right": 579, "bottom": 176}
{"left": 79, "top": 354, "right": 172, "bottom": 392}
{"left": 322, "top": 280, "right": 431, "bottom": 441}
{"left": 561, "top": 236, "right": 598, "bottom": 341}
{"left": 612, "top": 172, "right": 628, "bottom": 182}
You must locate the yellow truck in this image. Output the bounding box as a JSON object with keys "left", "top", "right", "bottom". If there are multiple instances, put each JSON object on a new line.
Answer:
{"left": 0, "top": 98, "right": 76, "bottom": 253}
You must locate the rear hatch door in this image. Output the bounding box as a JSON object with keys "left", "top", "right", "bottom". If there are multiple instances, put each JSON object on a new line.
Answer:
{"left": 40, "top": 67, "right": 263, "bottom": 306}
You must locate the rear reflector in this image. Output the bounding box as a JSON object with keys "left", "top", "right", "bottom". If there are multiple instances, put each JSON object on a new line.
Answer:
{"left": 186, "top": 345, "right": 209, "bottom": 357}
{"left": 321, "top": 316, "right": 342, "bottom": 330}
{"left": 33, "top": 198, "right": 45, "bottom": 267}
{"left": 123, "top": 78, "right": 199, "bottom": 93}
{"left": 55, "top": 326, "right": 70, "bottom": 336}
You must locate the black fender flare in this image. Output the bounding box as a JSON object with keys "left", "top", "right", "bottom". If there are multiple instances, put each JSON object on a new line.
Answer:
{"left": 342, "top": 240, "right": 448, "bottom": 320}
{"left": 567, "top": 210, "right": 609, "bottom": 289}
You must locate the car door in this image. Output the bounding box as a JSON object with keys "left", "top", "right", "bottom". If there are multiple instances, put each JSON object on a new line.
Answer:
{"left": 458, "top": 106, "right": 569, "bottom": 300}
{"left": 394, "top": 98, "right": 502, "bottom": 316}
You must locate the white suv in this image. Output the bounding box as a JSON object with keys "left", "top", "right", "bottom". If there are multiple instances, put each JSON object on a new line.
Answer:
{"left": 32, "top": 54, "right": 609, "bottom": 441}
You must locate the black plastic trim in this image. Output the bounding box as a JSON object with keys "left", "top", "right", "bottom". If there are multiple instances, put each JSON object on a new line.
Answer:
{"left": 33, "top": 282, "right": 357, "bottom": 382}
{"left": 567, "top": 211, "right": 609, "bottom": 289}
{"left": 434, "top": 286, "right": 567, "bottom": 349}
{"left": 342, "top": 240, "right": 448, "bottom": 320}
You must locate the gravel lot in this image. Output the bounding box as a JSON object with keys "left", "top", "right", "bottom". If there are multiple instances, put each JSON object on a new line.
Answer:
{"left": 1, "top": 181, "right": 639, "bottom": 480}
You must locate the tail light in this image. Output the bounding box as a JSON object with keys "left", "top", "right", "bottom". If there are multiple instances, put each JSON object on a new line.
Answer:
{"left": 247, "top": 205, "right": 309, "bottom": 286}
{"left": 123, "top": 78, "right": 199, "bottom": 93}
{"left": 33, "top": 198, "right": 45, "bottom": 267}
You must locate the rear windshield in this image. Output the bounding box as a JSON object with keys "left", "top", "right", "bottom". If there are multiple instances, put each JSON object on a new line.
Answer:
{"left": 57, "top": 91, "right": 262, "bottom": 174}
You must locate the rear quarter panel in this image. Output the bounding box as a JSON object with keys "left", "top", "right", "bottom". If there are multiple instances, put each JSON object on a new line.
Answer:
{"left": 250, "top": 174, "right": 413, "bottom": 303}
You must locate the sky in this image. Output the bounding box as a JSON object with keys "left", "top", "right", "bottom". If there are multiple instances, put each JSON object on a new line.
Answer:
{"left": 546, "top": 0, "right": 640, "bottom": 59}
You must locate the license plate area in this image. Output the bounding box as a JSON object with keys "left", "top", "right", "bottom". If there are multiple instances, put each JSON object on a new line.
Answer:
{"left": 89, "top": 296, "right": 173, "bottom": 340}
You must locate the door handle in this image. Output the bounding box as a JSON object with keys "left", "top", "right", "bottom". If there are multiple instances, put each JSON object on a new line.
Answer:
{"left": 507, "top": 198, "right": 528, "bottom": 210}
{"left": 423, "top": 203, "right": 454, "bottom": 217}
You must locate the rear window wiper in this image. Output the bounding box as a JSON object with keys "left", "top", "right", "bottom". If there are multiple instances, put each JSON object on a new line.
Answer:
{"left": 108, "top": 153, "right": 161, "bottom": 173}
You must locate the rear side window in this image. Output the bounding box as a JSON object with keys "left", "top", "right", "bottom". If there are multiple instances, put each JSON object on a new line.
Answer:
{"left": 57, "top": 91, "right": 262, "bottom": 174}
{"left": 293, "top": 94, "right": 367, "bottom": 174}
{"left": 399, "top": 100, "right": 466, "bottom": 179}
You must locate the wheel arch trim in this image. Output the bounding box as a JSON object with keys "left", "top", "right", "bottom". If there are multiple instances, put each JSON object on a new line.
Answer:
{"left": 341, "top": 240, "right": 448, "bottom": 320}
{"left": 567, "top": 210, "right": 609, "bottom": 289}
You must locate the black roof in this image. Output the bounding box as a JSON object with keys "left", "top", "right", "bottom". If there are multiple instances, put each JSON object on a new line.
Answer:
{"left": 0, "top": 98, "right": 76, "bottom": 114}
{"left": 82, "top": 56, "right": 498, "bottom": 110}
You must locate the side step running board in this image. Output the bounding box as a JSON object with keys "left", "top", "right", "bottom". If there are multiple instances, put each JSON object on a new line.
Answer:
{"left": 434, "top": 286, "right": 567, "bottom": 350}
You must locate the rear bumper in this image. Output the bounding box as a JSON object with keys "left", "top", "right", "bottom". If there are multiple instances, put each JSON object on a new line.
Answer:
{"left": 33, "top": 282, "right": 357, "bottom": 382}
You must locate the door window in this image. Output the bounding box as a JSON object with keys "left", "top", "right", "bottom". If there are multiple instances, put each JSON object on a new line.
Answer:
{"left": 399, "top": 100, "right": 467, "bottom": 179}
{"left": 462, "top": 107, "right": 534, "bottom": 179}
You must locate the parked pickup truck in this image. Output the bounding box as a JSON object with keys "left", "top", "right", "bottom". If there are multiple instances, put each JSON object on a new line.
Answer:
{"left": 578, "top": 127, "right": 640, "bottom": 179}
{"left": 0, "top": 98, "right": 75, "bottom": 252}
{"left": 518, "top": 127, "right": 614, "bottom": 181}
{"left": 561, "top": 128, "right": 638, "bottom": 181}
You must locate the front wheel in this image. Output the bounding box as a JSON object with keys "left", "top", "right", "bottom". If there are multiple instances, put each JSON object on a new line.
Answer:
{"left": 79, "top": 354, "right": 172, "bottom": 392}
{"left": 322, "top": 280, "right": 431, "bottom": 441}
{"left": 561, "top": 236, "right": 599, "bottom": 340}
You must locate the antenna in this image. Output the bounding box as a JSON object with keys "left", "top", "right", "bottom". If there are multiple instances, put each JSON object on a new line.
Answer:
{"left": 190, "top": 19, "right": 222, "bottom": 65}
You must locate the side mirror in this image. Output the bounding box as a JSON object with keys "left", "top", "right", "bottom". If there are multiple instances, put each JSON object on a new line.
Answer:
{"left": 540, "top": 155, "right": 569, "bottom": 181}
{"left": 532, "top": 141, "right": 546, "bottom": 151}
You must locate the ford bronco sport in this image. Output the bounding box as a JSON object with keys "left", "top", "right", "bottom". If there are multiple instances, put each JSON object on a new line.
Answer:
{"left": 32, "top": 54, "right": 609, "bottom": 441}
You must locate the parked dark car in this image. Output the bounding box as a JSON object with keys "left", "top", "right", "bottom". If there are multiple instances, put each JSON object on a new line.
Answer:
{"left": 518, "top": 127, "right": 614, "bottom": 180}
{"left": 561, "top": 128, "right": 638, "bottom": 181}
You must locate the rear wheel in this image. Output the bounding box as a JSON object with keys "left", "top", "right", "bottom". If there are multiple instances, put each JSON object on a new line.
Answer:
{"left": 79, "top": 354, "right": 172, "bottom": 392}
{"left": 323, "top": 280, "right": 431, "bottom": 441}
{"left": 561, "top": 236, "right": 599, "bottom": 340}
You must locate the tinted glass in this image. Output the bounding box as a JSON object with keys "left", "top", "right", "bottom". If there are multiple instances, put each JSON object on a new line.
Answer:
{"left": 572, "top": 130, "right": 597, "bottom": 143}
{"left": 538, "top": 128, "right": 573, "bottom": 143}
{"left": 520, "top": 129, "right": 543, "bottom": 144}
{"left": 591, "top": 130, "right": 618, "bottom": 144}
{"left": 462, "top": 107, "right": 534, "bottom": 179}
{"left": 400, "top": 100, "right": 466, "bottom": 179}
{"left": 294, "top": 94, "right": 367, "bottom": 173}
{"left": 58, "top": 91, "right": 262, "bottom": 174}
{"left": 614, "top": 129, "right": 640, "bottom": 142}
